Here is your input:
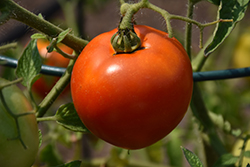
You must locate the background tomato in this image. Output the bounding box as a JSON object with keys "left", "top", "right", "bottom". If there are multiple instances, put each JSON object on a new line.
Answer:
{"left": 71, "top": 25, "right": 193, "bottom": 149}
{"left": 0, "top": 78, "right": 39, "bottom": 167}
{"left": 32, "top": 39, "right": 73, "bottom": 97}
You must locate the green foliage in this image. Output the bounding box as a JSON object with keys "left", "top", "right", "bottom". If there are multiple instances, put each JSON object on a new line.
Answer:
{"left": 40, "top": 143, "right": 63, "bottom": 166}
{"left": 15, "top": 39, "right": 42, "bottom": 88}
{"left": 181, "top": 146, "right": 203, "bottom": 167}
{"left": 1, "top": 0, "right": 250, "bottom": 166}
{"left": 55, "top": 103, "right": 90, "bottom": 133}
{"left": 205, "top": 0, "right": 249, "bottom": 56}
{"left": 213, "top": 153, "right": 239, "bottom": 167}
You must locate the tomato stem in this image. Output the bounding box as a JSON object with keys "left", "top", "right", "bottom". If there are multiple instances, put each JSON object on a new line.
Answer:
{"left": 0, "top": 0, "right": 88, "bottom": 53}
{"left": 54, "top": 45, "right": 77, "bottom": 60}
{"left": 36, "top": 59, "right": 75, "bottom": 118}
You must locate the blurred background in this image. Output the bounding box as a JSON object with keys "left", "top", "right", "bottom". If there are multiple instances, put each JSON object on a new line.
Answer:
{"left": 1, "top": 0, "right": 250, "bottom": 166}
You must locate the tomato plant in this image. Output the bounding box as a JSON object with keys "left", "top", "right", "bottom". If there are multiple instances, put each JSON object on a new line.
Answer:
{"left": 32, "top": 39, "right": 73, "bottom": 97}
{"left": 0, "top": 78, "right": 39, "bottom": 167}
{"left": 71, "top": 25, "right": 193, "bottom": 149}
{"left": 1, "top": 0, "right": 250, "bottom": 166}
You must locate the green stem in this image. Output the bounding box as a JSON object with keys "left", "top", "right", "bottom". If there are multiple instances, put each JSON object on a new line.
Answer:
{"left": 36, "top": 59, "right": 75, "bottom": 118}
{"left": 0, "top": 42, "right": 18, "bottom": 52}
{"left": 0, "top": 77, "right": 23, "bottom": 90}
{"left": 0, "top": 0, "right": 88, "bottom": 53}
{"left": 191, "top": 83, "right": 227, "bottom": 156}
{"left": 184, "top": 0, "right": 194, "bottom": 58}
{"left": 54, "top": 45, "right": 77, "bottom": 60}
{"left": 185, "top": 0, "right": 227, "bottom": 162}
{"left": 37, "top": 116, "right": 57, "bottom": 122}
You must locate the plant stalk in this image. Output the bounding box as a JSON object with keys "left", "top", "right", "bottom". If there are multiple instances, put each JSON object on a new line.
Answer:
{"left": 36, "top": 59, "right": 74, "bottom": 118}
{"left": 0, "top": 0, "right": 88, "bottom": 53}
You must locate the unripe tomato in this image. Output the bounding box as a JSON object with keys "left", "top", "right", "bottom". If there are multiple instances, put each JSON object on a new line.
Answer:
{"left": 0, "top": 78, "right": 39, "bottom": 167}
{"left": 71, "top": 25, "right": 193, "bottom": 149}
{"left": 32, "top": 39, "right": 73, "bottom": 97}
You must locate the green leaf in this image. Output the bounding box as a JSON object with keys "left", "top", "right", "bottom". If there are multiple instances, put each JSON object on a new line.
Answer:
{"left": 31, "top": 33, "right": 47, "bottom": 39}
{"left": 38, "top": 129, "right": 42, "bottom": 148}
{"left": 40, "top": 144, "right": 63, "bottom": 166}
{"left": 55, "top": 103, "right": 90, "bottom": 133}
{"left": 16, "top": 39, "right": 42, "bottom": 87}
{"left": 213, "top": 153, "right": 239, "bottom": 167}
{"left": 244, "top": 151, "right": 250, "bottom": 158}
{"left": 181, "top": 146, "right": 203, "bottom": 167}
{"left": 55, "top": 160, "right": 82, "bottom": 167}
{"left": 204, "top": 0, "right": 250, "bottom": 56}
{"left": 57, "top": 28, "right": 72, "bottom": 44}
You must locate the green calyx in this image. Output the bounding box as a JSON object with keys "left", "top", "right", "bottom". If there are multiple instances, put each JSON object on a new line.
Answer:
{"left": 111, "top": 27, "right": 141, "bottom": 53}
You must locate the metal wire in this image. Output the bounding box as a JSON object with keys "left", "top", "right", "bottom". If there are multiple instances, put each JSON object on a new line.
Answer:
{"left": 1, "top": 55, "right": 250, "bottom": 82}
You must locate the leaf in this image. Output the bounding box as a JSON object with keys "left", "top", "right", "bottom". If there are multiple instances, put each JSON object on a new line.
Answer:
{"left": 31, "top": 33, "right": 47, "bottom": 39}
{"left": 181, "top": 146, "right": 203, "bottom": 167}
{"left": 40, "top": 144, "right": 63, "bottom": 166}
{"left": 57, "top": 28, "right": 72, "bottom": 44}
{"left": 213, "top": 153, "right": 239, "bottom": 167}
{"left": 55, "top": 103, "right": 90, "bottom": 133}
{"left": 55, "top": 160, "right": 82, "bottom": 167}
{"left": 244, "top": 151, "right": 250, "bottom": 158}
{"left": 204, "top": 0, "right": 250, "bottom": 56}
{"left": 38, "top": 129, "right": 42, "bottom": 148}
{"left": 16, "top": 39, "right": 42, "bottom": 87}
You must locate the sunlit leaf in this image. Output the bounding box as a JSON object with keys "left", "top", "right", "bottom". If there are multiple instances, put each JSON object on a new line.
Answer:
{"left": 205, "top": 0, "right": 249, "bottom": 56}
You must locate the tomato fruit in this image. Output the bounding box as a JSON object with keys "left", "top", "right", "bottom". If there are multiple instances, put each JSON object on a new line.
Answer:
{"left": 0, "top": 78, "right": 39, "bottom": 167}
{"left": 32, "top": 39, "right": 73, "bottom": 97}
{"left": 71, "top": 25, "right": 193, "bottom": 149}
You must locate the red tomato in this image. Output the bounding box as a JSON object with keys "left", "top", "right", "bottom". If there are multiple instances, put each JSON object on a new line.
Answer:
{"left": 71, "top": 25, "right": 193, "bottom": 149}
{"left": 32, "top": 39, "right": 73, "bottom": 97}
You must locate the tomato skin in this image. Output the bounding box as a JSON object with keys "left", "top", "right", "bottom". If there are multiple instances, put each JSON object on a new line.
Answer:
{"left": 0, "top": 78, "right": 39, "bottom": 167}
{"left": 32, "top": 39, "right": 73, "bottom": 97}
{"left": 71, "top": 25, "right": 193, "bottom": 149}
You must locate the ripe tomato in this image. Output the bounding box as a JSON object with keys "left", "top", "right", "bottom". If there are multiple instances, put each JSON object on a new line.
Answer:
{"left": 0, "top": 78, "right": 39, "bottom": 167}
{"left": 32, "top": 39, "right": 73, "bottom": 97}
{"left": 71, "top": 25, "right": 193, "bottom": 149}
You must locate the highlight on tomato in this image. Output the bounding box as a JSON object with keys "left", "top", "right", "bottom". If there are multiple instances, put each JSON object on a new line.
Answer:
{"left": 0, "top": 78, "right": 40, "bottom": 167}
{"left": 32, "top": 38, "right": 73, "bottom": 97}
{"left": 71, "top": 25, "right": 193, "bottom": 149}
